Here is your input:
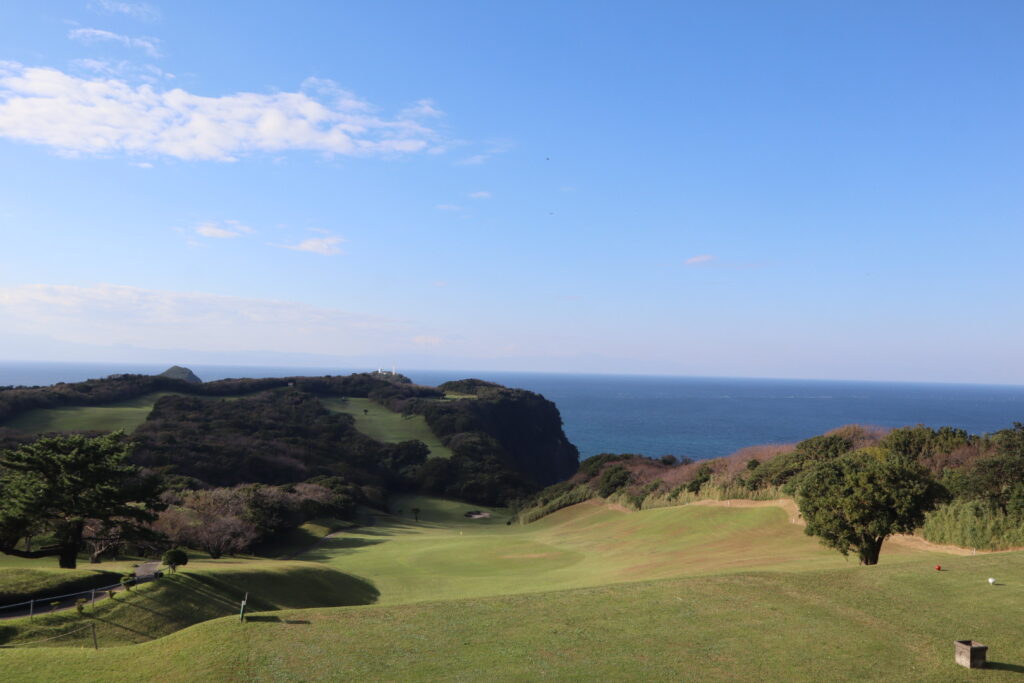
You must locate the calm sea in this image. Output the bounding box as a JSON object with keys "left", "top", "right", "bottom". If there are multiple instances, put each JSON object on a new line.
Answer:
{"left": 3, "top": 361, "right": 1023, "bottom": 461}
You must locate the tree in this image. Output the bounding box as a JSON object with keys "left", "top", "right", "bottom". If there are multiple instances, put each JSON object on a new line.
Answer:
{"left": 0, "top": 432, "right": 160, "bottom": 569}
{"left": 162, "top": 548, "right": 188, "bottom": 573}
{"left": 796, "top": 449, "right": 944, "bottom": 565}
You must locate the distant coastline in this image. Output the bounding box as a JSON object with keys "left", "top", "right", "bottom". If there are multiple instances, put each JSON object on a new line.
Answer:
{"left": 2, "top": 360, "right": 1023, "bottom": 462}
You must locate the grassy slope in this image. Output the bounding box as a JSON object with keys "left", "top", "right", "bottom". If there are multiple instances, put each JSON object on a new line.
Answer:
{"left": 0, "top": 568, "right": 121, "bottom": 604}
{"left": 304, "top": 496, "right": 943, "bottom": 605}
{"left": 7, "top": 498, "right": 1020, "bottom": 681}
{"left": 321, "top": 397, "right": 453, "bottom": 458}
{"left": 2, "top": 392, "right": 180, "bottom": 434}
{"left": 6, "top": 552, "right": 1024, "bottom": 681}
{"left": 0, "top": 560, "right": 377, "bottom": 650}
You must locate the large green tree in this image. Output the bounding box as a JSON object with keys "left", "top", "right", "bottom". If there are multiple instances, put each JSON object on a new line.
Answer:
{"left": 0, "top": 432, "right": 160, "bottom": 568}
{"left": 796, "top": 449, "right": 944, "bottom": 565}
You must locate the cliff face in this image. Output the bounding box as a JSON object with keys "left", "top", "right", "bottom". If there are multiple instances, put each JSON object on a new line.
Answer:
{"left": 423, "top": 381, "right": 580, "bottom": 487}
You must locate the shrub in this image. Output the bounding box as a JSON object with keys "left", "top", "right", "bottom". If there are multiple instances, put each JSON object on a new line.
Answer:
{"left": 162, "top": 548, "right": 188, "bottom": 573}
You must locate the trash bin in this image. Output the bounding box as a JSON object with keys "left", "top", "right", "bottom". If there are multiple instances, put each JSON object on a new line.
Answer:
{"left": 954, "top": 640, "right": 987, "bottom": 669}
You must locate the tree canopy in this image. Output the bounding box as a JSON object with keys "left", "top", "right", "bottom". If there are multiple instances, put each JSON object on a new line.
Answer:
{"left": 0, "top": 432, "right": 160, "bottom": 568}
{"left": 796, "top": 449, "right": 945, "bottom": 565}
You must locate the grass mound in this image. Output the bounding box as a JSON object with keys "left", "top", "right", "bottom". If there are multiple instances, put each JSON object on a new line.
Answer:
{"left": 0, "top": 568, "right": 121, "bottom": 605}
{"left": 321, "top": 397, "right": 453, "bottom": 458}
{"left": 0, "top": 561, "right": 377, "bottom": 649}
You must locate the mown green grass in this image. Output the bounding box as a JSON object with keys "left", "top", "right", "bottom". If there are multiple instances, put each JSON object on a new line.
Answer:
{"left": 301, "top": 496, "right": 944, "bottom": 606}
{"left": 6, "top": 552, "right": 1024, "bottom": 681}
{"left": 0, "top": 568, "right": 121, "bottom": 604}
{"left": 0, "top": 560, "right": 377, "bottom": 650}
{"left": 4, "top": 498, "right": 1015, "bottom": 681}
{"left": 321, "top": 397, "right": 453, "bottom": 458}
{"left": 2, "top": 392, "right": 180, "bottom": 434}
{"left": 253, "top": 518, "right": 355, "bottom": 559}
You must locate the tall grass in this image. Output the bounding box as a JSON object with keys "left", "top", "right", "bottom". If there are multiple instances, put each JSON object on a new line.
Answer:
{"left": 921, "top": 500, "right": 1024, "bottom": 550}
{"left": 515, "top": 485, "right": 594, "bottom": 524}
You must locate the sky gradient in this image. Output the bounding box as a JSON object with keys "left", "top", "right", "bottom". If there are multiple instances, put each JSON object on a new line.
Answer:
{"left": 0, "top": 1, "right": 1021, "bottom": 383}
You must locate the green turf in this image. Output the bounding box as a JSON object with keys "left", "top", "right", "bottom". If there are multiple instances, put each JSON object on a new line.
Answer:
{"left": 0, "top": 568, "right": 121, "bottom": 604}
{"left": 2, "top": 392, "right": 180, "bottom": 434}
{"left": 5, "top": 498, "right": 1017, "bottom": 681}
{"left": 5, "top": 551, "right": 1024, "bottom": 681}
{"left": 321, "top": 397, "right": 452, "bottom": 458}
{"left": 253, "top": 518, "right": 355, "bottom": 559}
{"left": 299, "top": 496, "right": 944, "bottom": 606}
{"left": 0, "top": 560, "right": 377, "bottom": 649}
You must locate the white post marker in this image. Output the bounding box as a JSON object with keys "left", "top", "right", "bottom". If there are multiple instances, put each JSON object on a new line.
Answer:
{"left": 240, "top": 591, "right": 249, "bottom": 622}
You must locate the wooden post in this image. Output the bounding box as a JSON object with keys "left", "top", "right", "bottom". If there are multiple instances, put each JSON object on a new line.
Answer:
{"left": 91, "top": 623, "right": 98, "bottom": 650}
{"left": 91, "top": 588, "right": 96, "bottom": 606}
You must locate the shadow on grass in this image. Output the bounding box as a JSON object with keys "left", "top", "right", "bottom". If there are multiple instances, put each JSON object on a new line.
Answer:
{"left": 297, "top": 537, "right": 386, "bottom": 562}
{"left": 245, "top": 615, "right": 281, "bottom": 623}
{"left": 987, "top": 662, "right": 1024, "bottom": 674}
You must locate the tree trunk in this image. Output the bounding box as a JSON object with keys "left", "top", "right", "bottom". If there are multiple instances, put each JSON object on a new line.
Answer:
{"left": 858, "top": 536, "right": 884, "bottom": 565}
{"left": 57, "top": 520, "right": 85, "bottom": 569}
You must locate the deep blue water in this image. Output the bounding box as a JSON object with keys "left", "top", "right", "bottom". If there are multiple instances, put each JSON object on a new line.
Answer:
{"left": 3, "top": 361, "right": 1024, "bottom": 461}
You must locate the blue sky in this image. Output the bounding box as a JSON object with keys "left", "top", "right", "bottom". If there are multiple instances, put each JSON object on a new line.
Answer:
{"left": 0, "top": 1, "right": 1021, "bottom": 383}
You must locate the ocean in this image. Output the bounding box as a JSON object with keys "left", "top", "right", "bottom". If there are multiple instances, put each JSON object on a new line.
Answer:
{"left": 3, "top": 361, "right": 1024, "bottom": 461}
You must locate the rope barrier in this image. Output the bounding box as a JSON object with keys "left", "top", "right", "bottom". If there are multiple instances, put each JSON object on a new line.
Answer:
{"left": 0, "top": 582, "right": 125, "bottom": 611}
{"left": 3, "top": 624, "right": 93, "bottom": 647}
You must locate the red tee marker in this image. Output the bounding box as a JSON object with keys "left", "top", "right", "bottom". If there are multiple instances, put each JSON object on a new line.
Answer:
{"left": 935, "top": 565, "right": 942, "bottom": 571}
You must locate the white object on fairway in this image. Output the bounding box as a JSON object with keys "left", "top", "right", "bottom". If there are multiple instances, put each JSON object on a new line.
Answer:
{"left": 988, "top": 578, "right": 996, "bottom": 585}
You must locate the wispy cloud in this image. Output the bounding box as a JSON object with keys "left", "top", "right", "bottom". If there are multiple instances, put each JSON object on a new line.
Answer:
{"left": 195, "top": 220, "right": 253, "bottom": 239}
{"left": 435, "top": 204, "right": 463, "bottom": 211}
{"left": 274, "top": 236, "right": 345, "bottom": 255}
{"left": 468, "top": 191, "right": 491, "bottom": 199}
{"left": 0, "top": 63, "right": 444, "bottom": 162}
{"left": 68, "top": 28, "right": 162, "bottom": 57}
{"left": 400, "top": 99, "right": 443, "bottom": 119}
{"left": 684, "top": 254, "right": 715, "bottom": 266}
{"left": 71, "top": 58, "right": 173, "bottom": 83}
{"left": 455, "top": 140, "right": 513, "bottom": 166}
{"left": 90, "top": 0, "right": 160, "bottom": 21}
{"left": 0, "top": 283, "right": 415, "bottom": 356}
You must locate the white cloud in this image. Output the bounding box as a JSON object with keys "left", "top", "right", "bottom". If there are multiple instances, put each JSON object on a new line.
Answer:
{"left": 0, "top": 63, "right": 443, "bottom": 162}
{"left": 684, "top": 254, "right": 714, "bottom": 266}
{"left": 91, "top": 0, "right": 160, "bottom": 21}
{"left": 71, "top": 58, "right": 173, "bottom": 83}
{"left": 468, "top": 191, "right": 491, "bottom": 199}
{"left": 435, "top": 204, "right": 462, "bottom": 211}
{"left": 400, "top": 99, "right": 443, "bottom": 119}
{"left": 274, "top": 236, "right": 345, "bottom": 255}
{"left": 0, "top": 284, "right": 416, "bottom": 356}
{"left": 195, "top": 220, "right": 253, "bottom": 239}
{"left": 456, "top": 154, "right": 488, "bottom": 166}
{"left": 68, "top": 28, "right": 162, "bottom": 58}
